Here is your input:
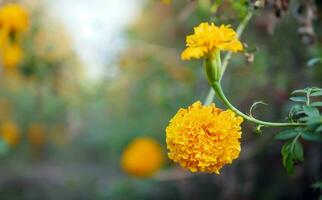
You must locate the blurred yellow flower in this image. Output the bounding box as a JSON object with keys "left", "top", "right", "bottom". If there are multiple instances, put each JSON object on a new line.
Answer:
{"left": 1, "top": 43, "right": 23, "bottom": 69}
{"left": 1, "top": 121, "right": 20, "bottom": 146}
{"left": 28, "top": 123, "right": 46, "bottom": 147}
{"left": 166, "top": 101, "right": 243, "bottom": 174}
{"left": 161, "top": 0, "right": 171, "bottom": 4}
{"left": 181, "top": 23, "right": 243, "bottom": 60}
{"left": 121, "top": 137, "right": 163, "bottom": 177}
{"left": 0, "top": 4, "right": 29, "bottom": 33}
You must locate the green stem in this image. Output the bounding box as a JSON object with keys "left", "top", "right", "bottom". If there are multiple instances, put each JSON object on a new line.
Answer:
{"left": 220, "top": 11, "right": 253, "bottom": 79}
{"left": 203, "top": 11, "right": 253, "bottom": 105}
{"left": 212, "top": 81, "right": 304, "bottom": 127}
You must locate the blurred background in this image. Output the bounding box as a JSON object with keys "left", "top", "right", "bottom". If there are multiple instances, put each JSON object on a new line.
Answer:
{"left": 0, "top": 0, "right": 321, "bottom": 199}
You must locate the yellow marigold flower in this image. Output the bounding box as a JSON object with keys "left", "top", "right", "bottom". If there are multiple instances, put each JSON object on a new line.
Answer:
{"left": 1, "top": 44, "right": 23, "bottom": 69}
{"left": 0, "top": 4, "right": 29, "bottom": 33}
{"left": 28, "top": 123, "right": 46, "bottom": 146}
{"left": 1, "top": 121, "right": 20, "bottom": 146}
{"left": 181, "top": 23, "right": 243, "bottom": 60}
{"left": 121, "top": 137, "right": 163, "bottom": 177}
{"left": 166, "top": 101, "right": 243, "bottom": 174}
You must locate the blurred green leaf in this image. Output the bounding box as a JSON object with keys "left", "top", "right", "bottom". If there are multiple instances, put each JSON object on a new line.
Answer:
{"left": 316, "top": 125, "right": 322, "bottom": 132}
{"left": 293, "top": 141, "right": 304, "bottom": 162}
{"left": 310, "top": 91, "right": 322, "bottom": 96}
{"left": 281, "top": 142, "right": 294, "bottom": 174}
{"left": 291, "top": 89, "right": 307, "bottom": 95}
{"left": 301, "top": 131, "right": 322, "bottom": 141}
{"left": 312, "top": 181, "right": 322, "bottom": 189}
{"left": 303, "top": 106, "right": 320, "bottom": 117}
{"left": 284, "top": 154, "right": 294, "bottom": 175}
{"left": 311, "top": 102, "right": 322, "bottom": 107}
{"left": 307, "top": 57, "right": 322, "bottom": 67}
{"left": 290, "top": 96, "right": 306, "bottom": 102}
{"left": 275, "top": 130, "right": 298, "bottom": 140}
{"left": 306, "top": 116, "right": 322, "bottom": 126}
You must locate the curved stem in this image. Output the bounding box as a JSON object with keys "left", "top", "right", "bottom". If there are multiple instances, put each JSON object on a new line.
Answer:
{"left": 212, "top": 81, "right": 304, "bottom": 127}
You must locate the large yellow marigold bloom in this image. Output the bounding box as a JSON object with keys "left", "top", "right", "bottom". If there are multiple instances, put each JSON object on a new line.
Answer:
{"left": 0, "top": 4, "right": 29, "bottom": 33}
{"left": 166, "top": 101, "right": 243, "bottom": 174}
{"left": 1, "top": 121, "right": 20, "bottom": 146}
{"left": 121, "top": 137, "right": 163, "bottom": 177}
{"left": 181, "top": 23, "right": 243, "bottom": 60}
{"left": 1, "top": 44, "right": 23, "bottom": 69}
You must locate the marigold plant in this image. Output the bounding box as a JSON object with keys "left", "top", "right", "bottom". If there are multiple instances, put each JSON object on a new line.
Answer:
{"left": 166, "top": 101, "right": 243, "bottom": 174}
{"left": 121, "top": 137, "right": 163, "bottom": 177}
{"left": 168, "top": 14, "right": 322, "bottom": 177}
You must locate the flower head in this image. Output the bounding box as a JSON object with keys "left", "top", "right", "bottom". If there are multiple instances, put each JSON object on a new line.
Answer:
{"left": 166, "top": 101, "right": 243, "bottom": 174}
{"left": 181, "top": 23, "right": 243, "bottom": 60}
{"left": 1, "top": 121, "right": 20, "bottom": 146}
{"left": 0, "top": 4, "right": 29, "bottom": 33}
{"left": 121, "top": 137, "right": 163, "bottom": 177}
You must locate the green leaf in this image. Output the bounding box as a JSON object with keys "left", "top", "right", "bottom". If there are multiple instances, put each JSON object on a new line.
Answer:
{"left": 303, "top": 106, "right": 320, "bottom": 117}
{"left": 307, "top": 57, "right": 322, "bottom": 67}
{"left": 281, "top": 142, "right": 291, "bottom": 155}
{"left": 285, "top": 154, "right": 294, "bottom": 175}
{"left": 298, "top": 116, "right": 310, "bottom": 122}
{"left": 311, "top": 87, "right": 322, "bottom": 92}
{"left": 306, "top": 116, "right": 322, "bottom": 125}
{"left": 311, "top": 102, "right": 322, "bottom": 107}
{"left": 312, "top": 181, "right": 322, "bottom": 189}
{"left": 316, "top": 125, "right": 322, "bottom": 132}
{"left": 290, "top": 96, "right": 307, "bottom": 102}
{"left": 301, "top": 132, "right": 322, "bottom": 141}
{"left": 275, "top": 130, "right": 298, "bottom": 140}
{"left": 291, "top": 89, "right": 307, "bottom": 95}
{"left": 293, "top": 141, "right": 304, "bottom": 162}
{"left": 310, "top": 91, "right": 322, "bottom": 96}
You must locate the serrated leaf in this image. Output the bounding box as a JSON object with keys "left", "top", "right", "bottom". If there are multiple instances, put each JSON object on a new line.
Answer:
{"left": 303, "top": 106, "right": 320, "bottom": 117}
{"left": 293, "top": 141, "right": 304, "bottom": 162}
{"left": 301, "top": 132, "right": 322, "bottom": 141}
{"left": 310, "top": 91, "right": 322, "bottom": 96}
{"left": 275, "top": 130, "right": 298, "bottom": 140}
{"left": 290, "top": 96, "right": 307, "bottom": 102}
{"left": 291, "top": 89, "right": 307, "bottom": 95}
{"left": 311, "top": 102, "right": 322, "bottom": 107}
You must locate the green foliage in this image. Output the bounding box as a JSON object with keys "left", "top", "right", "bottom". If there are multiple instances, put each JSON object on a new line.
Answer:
{"left": 229, "top": 0, "right": 251, "bottom": 18}
{"left": 307, "top": 57, "right": 322, "bottom": 67}
{"left": 276, "top": 87, "right": 322, "bottom": 174}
